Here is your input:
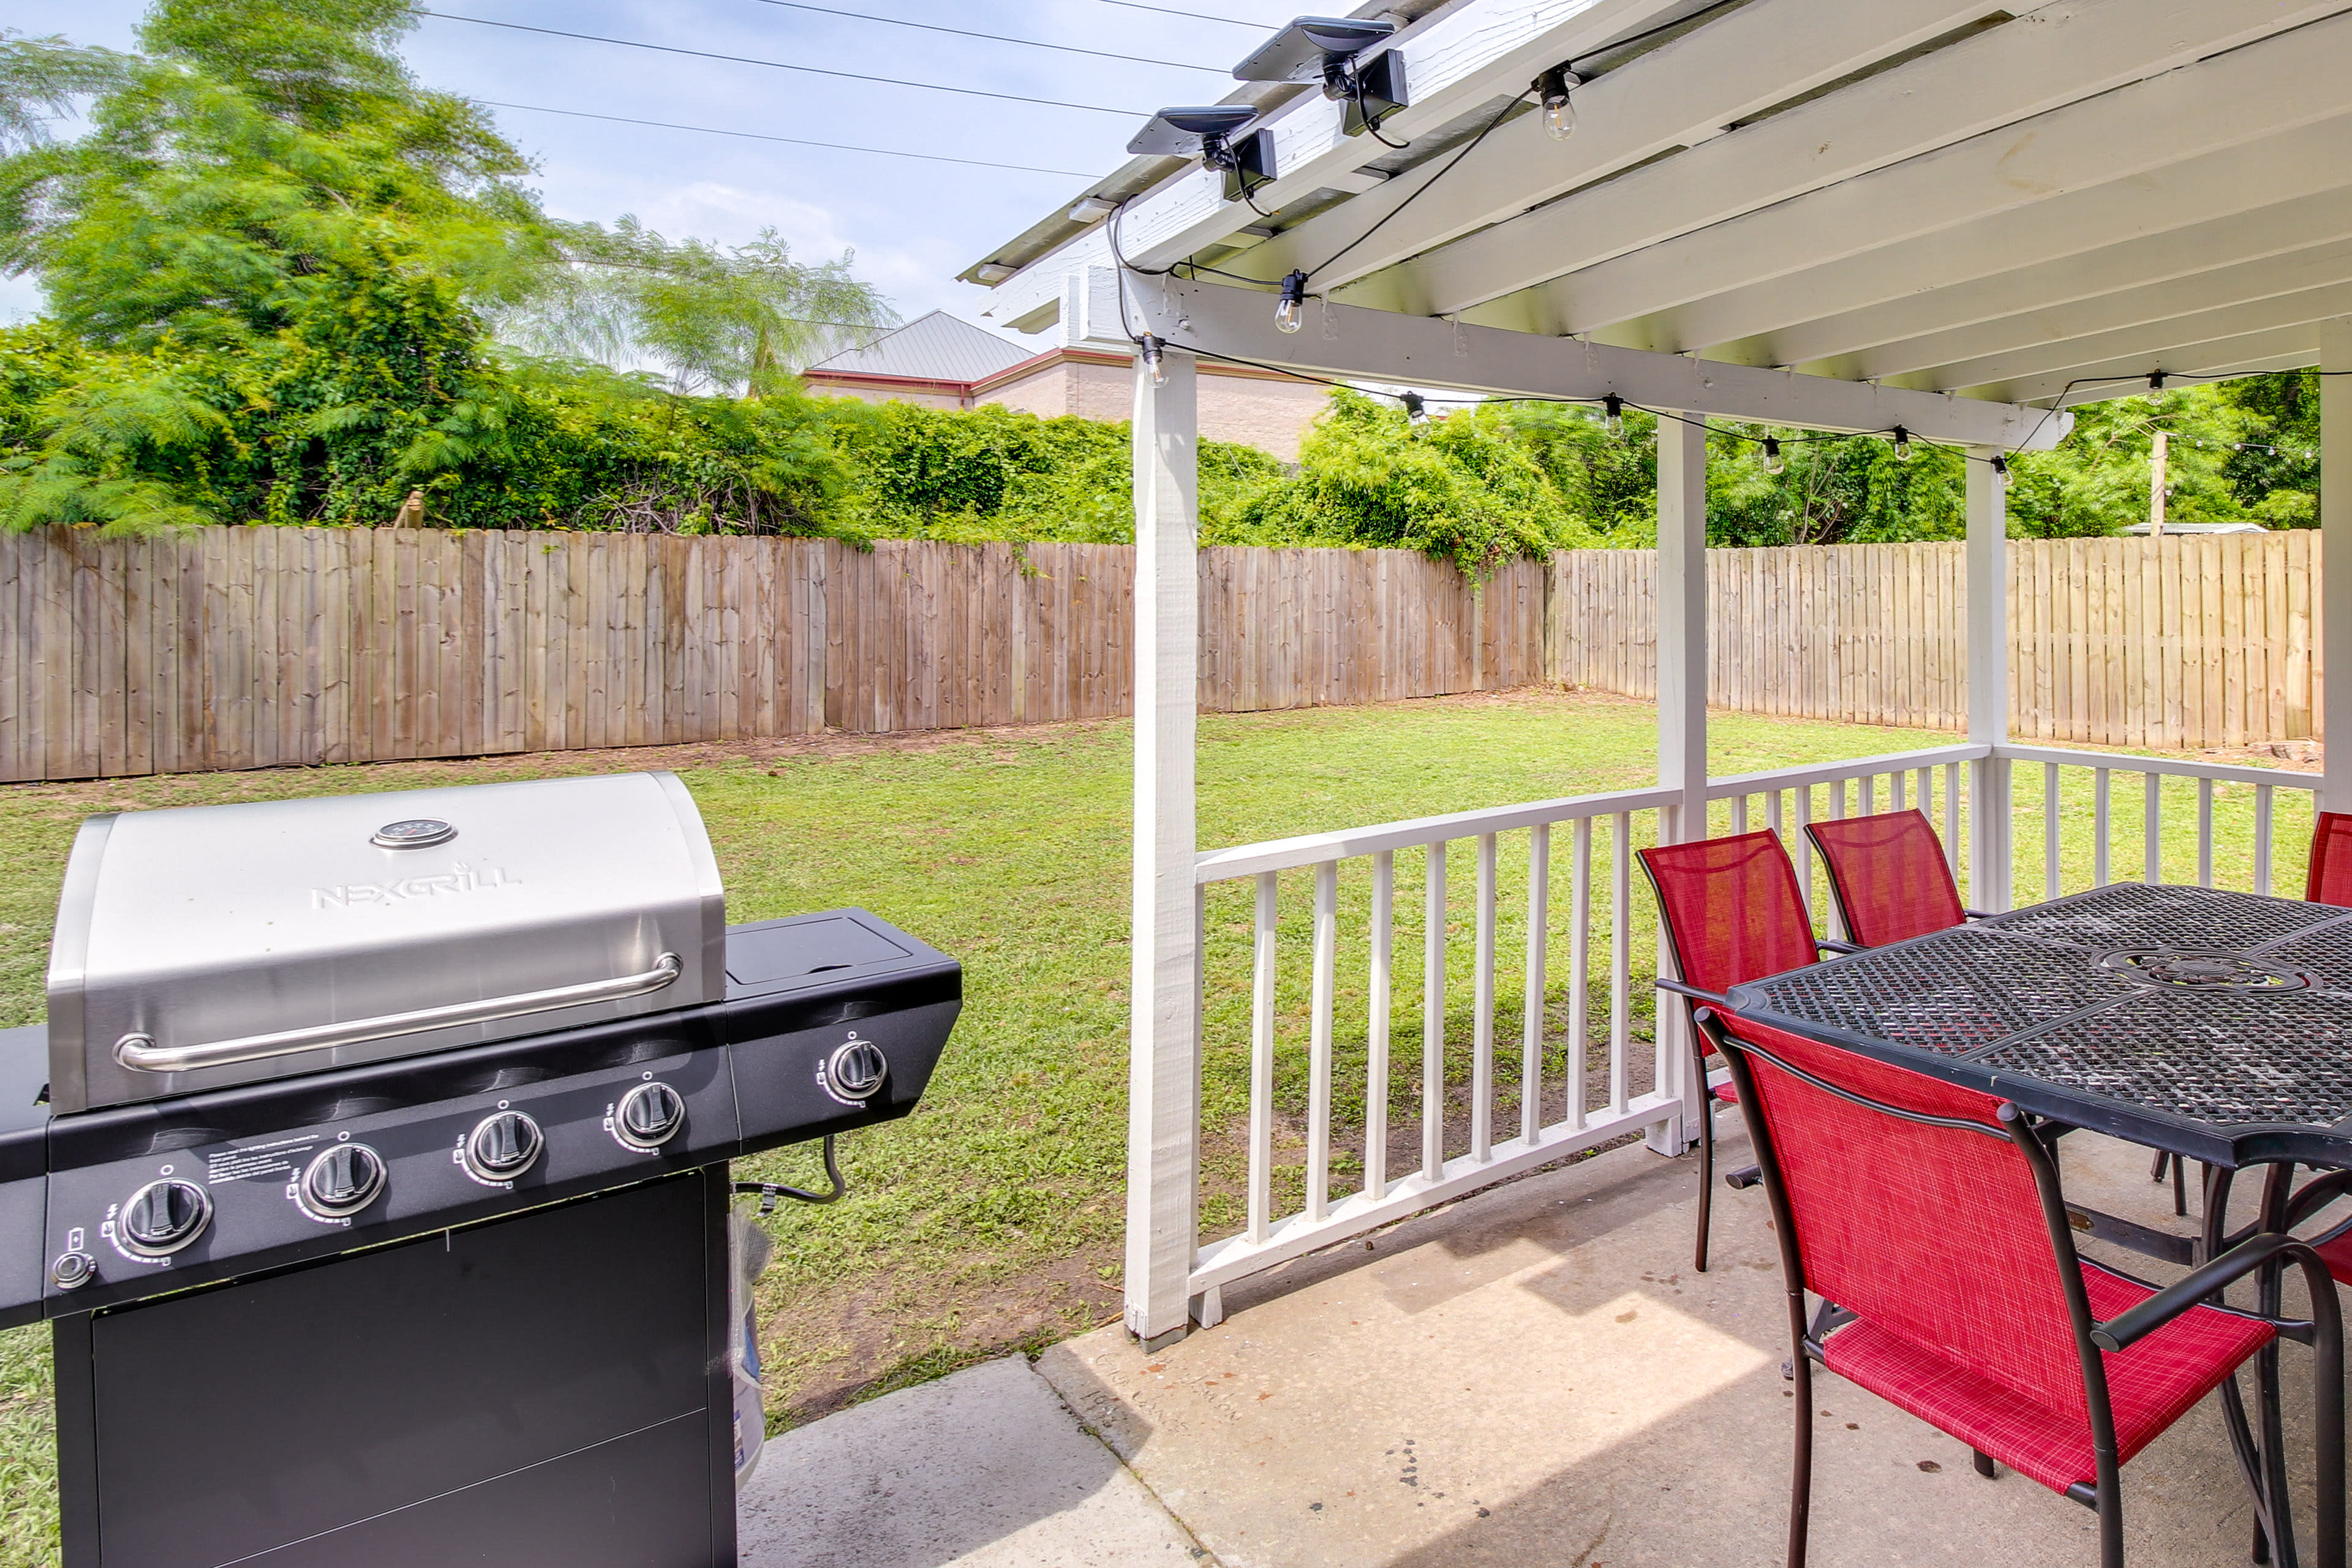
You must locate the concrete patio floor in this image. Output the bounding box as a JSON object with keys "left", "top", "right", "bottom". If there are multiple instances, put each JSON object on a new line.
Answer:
{"left": 747, "top": 1125, "right": 2331, "bottom": 1568}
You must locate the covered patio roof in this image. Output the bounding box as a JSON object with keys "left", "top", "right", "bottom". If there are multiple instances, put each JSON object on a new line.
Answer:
{"left": 957, "top": 0, "right": 2352, "bottom": 1354}
{"left": 968, "top": 0, "right": 2352, "bottom": 415}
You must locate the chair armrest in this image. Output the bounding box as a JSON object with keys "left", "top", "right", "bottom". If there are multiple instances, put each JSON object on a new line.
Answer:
{"left": 2091, "top": 1233, "right": 2317, "bottom": 1351}
{"left": 2285, "top": 1169, "right": 2352, "bottom": 1232}
{"left": 1817, "top": 938, "right": 1863, "bottom": 955}
{"left": 1656, "top": 977, "right": 1735, "bottom": 1011}
{"left": 1964, "top": 909, "right": 1994, "bottom": 920}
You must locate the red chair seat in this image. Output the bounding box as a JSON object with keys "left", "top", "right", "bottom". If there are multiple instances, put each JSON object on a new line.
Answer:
{"left": 2315, "top": 1227, "right": 2352, "bottom": 1285}
{"left": 1825, "top": 1262, "right": 2272, "bottom": 1492}
{"left": 1711, "top": 1080, "right": 1738, "bottom": 1104}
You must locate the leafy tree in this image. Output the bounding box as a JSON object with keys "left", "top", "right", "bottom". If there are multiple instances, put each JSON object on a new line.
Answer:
{"left": 497, "top": 217, "right": 895, "bottom": 396}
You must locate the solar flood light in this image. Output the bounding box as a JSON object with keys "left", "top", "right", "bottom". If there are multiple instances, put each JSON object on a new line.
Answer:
{"left": 1129, "top": 106, "right": 1278, "bottom": 204}
{"left": 1231, "top": 17, "right": 1407, "bottom": 138}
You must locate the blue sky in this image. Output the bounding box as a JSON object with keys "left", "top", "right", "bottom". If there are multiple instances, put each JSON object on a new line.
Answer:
{"left": 3, "top": 0, "right": 1284, "bottom": 342}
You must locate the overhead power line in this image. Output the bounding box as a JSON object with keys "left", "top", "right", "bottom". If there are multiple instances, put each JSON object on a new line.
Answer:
{"left": 477, "top": 100, "right": 1096, "bottom": 176}
{"left": 752, "top": 1, "right": 1225, "bottom": 72}
{"left": 1093, "top": 0, "right": 1285, "bottom": 29}
{"left": 411, "top": 10, "right": 1150, "bottom": 116}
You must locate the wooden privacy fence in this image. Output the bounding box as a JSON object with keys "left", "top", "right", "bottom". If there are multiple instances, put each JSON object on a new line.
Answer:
{"left": 1550, "top": 530, "right": 2320, "bottom": 750}
{"left": 0, "top": 530, "right": 1542, "bottom": 781}
{"left": 0, "top": 527, "right": 2319, "bottom": 782}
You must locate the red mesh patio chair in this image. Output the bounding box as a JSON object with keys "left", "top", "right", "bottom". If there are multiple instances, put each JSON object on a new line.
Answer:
{"left": 1676, "top": 1008, "right": 2344, "bottom": 1568}
{"left": 1638, "top": 831, "right": 1856, "bottom": 1275}
{"left": 2308, "top": 813, "right": 2352, "bottom": 907}
{"left": 1804, "top": 808, "right": 1981, "bottom": 948}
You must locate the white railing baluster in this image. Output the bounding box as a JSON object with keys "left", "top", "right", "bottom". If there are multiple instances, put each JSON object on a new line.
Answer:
{"left": 1472, "top": 834, "right": 1498, "bottom": 1163}
{"left": 1570, "top": 818, "right": 1593, "bottom": 1133}
{"left": 1523, "top": 824, "right": 1549, "bottom": 1145}
{"left": 1891, "top": 770, "right": 1905, "bottom": 812}
{"left": 1767, "top": 788, "right": 1785, "bottom": 848}
{"left": 1609, "top": 812, "right": 1631, "bottom": 1118}
{"left": 2044, "top": 763, "right": 2061, "bottom": 902}
{"left": 1423, "top": 842, "right": 1446, "bottom": 1182}
{"left": 2094, "top": 769, "right": 2113, "bottom": 887}
{"left": 1943, "top": 762, "right": 1961, "bottom": 867}
{"left": 1793, "top": 785, "right": 1815, "bottom": 926}
{"left": 2256, "top": 785, "right": 2276, "bottom": 896}
{"left": 2143, "top": 774, "right": 2162, "bottom": 886}
{"left": 1248, "top": 872, "right": 1277, "bottom": 1245}
{"left": 2197, "top": 779, "right": 2215, "bottom": 889}
{"left": 1732, "top": 794, "right": 1749, "bottom": 834}
{"left": 1306, "top": 861, "right": 1337, "bottom": 1222}
{"left": 1365, "top": 851, "right": 1393, "bottom": 1202}
{"left": 1863, "top": 774, "right": 1877, "bottom": 815}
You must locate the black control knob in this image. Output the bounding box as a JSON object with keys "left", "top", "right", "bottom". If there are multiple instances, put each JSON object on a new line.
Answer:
{"left": 119, "top": 1179, "right": 211, "bottom": 1257}
{"left": 464, "top": 1110, "right": 543, "bottom": 1181}
{"left": 827, "top": 1039, "right": 889, "bottom": 1101}
{"left": 301, "top": 1142, "right": 386, "bottom": 1217}
{"left": 614, "top": 1082, "right": 686, "bottom": 1150}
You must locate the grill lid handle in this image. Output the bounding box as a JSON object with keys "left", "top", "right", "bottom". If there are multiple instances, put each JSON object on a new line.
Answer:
{"left": 113, "top": 953, "right": 685, "bottom": 1076}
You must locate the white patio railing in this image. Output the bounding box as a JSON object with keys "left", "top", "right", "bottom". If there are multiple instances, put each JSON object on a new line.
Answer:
{"left": 1174, "top": 741, "right": 2323, "bottom": 1324}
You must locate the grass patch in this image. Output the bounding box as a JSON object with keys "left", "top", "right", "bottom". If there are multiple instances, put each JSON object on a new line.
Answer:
{"left": 0, "top": 688, "right": 2313, "bottom": 1567}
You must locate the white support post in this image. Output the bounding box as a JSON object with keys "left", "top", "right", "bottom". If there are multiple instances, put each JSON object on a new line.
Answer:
{"left": 1124, "top": 347, "right": 1202, "bottom": 1348}
{"left": 2324, "top": 321, "right": 2352, "bottom": 814}
{"left": 1650, "top": 413, "right": 1708, "bottom": 1156}
{"left": 1967, "top": 445, "right": 2014, "bottom": 910}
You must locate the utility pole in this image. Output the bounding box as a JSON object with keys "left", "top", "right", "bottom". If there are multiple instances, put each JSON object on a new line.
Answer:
{"left": 2149, "top": 429, "right": 2168, "bottom": 537}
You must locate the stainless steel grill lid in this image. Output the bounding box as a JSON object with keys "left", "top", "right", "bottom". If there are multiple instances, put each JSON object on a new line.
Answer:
{"left": 45, "top": 772, "right": 725, "bottom": 1113}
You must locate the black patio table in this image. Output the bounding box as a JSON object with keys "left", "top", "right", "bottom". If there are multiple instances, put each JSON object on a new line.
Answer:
{"left": 1725, "top": 881, "right": 2352, "bottom": 1175}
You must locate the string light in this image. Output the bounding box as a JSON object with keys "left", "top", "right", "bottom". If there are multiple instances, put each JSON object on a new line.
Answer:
{"left": 1763, "top": 437, "right": 1785, "bottom": 475}
{"left": 1991, "top": 454, "right": 2013, "bottom": 490}
{"left": 1536, "top": 67, "right": 1581, "bottom": 140}
{"left": 1275, "top": 270, "right": 1308, "bottom": 334}
{"left": 2145, "top": 371, "right": 2167, "bottom": 403}
{"left": 1401, "top": 390, "right": 1429, "bottom": 426}
{"left": 1602, "top": 394, "right": 1624, "bottom": 438}
{"left": 1140, "top": 334, "right": 1168, "bottom": 386}
{"left": 1892, "top": 426, "right": 1912, "bottom": 462}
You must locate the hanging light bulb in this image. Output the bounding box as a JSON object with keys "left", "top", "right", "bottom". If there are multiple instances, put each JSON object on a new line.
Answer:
{"left": 1401, "top": 390, "right": 1429, "bottom": 427}
{"left": 1991, "top": 454, "right": 2013, "bottom": 490}
{"left": 1140, "top": 334, "right": 1168, "bottom": 387}
{"left": 1275, "top": 270, "right": 1308, "bottom": 334}
{"left": 1537, "top": 67, "right": 1581, "bottom": 140}
{"left": 1892, "top": 426, "right": 1913, "bottom": 462}
{"left": 2145, "top": 370, "right": 2167, "bottom": 403}
{"left": 1602, "top": 394, "right": 1624, "bottom": 439}
{"left": 1763, "top": 437, "right": 1785, "bottom": 476}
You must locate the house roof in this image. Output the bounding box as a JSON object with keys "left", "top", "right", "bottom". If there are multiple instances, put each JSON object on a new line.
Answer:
{"left": 807, "top": 311, "right": 1031, "bottom": 384}
{"left": 966, "top": 0, "right": 2352, "bottom": 430}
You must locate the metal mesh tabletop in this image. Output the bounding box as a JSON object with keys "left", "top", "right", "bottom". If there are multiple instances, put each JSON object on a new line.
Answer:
{"left": 1727, "top": 883, "right": 2352, "bottom": 1166}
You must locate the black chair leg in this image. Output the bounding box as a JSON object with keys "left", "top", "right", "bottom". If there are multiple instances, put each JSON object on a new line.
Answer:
{"left": 1789, "top": 1324, "right": 1814, "bottom": 1568}
{"left": 2152, "top": 1149, "right": 2171, "bottom": 1185}
{"left": 1694, "top": 1042, "right": 1716, "bottom": 1275}
{"left": 2175, "top": 1156, "right": 2190, "bottom": 1218}
{"left": 1972, "top": 1449, "right": 1997, "bottom": 1479}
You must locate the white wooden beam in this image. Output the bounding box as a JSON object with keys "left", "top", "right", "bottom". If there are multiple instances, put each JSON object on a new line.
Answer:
{"left": 1649, "top": 412, "right": 1706, "bottom": 1156}
{"left": 1969, "top": 322, "right": 2339, "bottom": 406}
{"left": 1967, "top": 445, "right": 2012, "bottom": 911}
{"left": 1125, "top": 346, "right": 1203, "bottom": 1348}
{"left": 1660, "top": 120, "right": 2352, "bottom": 364}
{"left": 1126, "top": 276, "right": 2068, "bottom": 446}
{"left": 1895, "top": 277, "right": 2352, "bottom": 394}
{"left": 1457, "top": 10, "right": 2352, "bottom": 337}
{"left": 1759, "top": 194, "right": 2352, "bottom": 380}
{"left": 1236, "top": 0, "right": 1997, "bottom": 295}
{"left": 2324, "top": 319, "right": 2352, "bottom": 813}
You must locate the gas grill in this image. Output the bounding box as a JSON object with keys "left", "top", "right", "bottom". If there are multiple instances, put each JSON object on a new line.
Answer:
{"left": 0, "top": 772, "right": 960, "bottom": 1568}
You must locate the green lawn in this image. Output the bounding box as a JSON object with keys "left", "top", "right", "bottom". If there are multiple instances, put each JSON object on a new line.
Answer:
{"left": 0, "top": 689, "right": 2320, "bottom": 1567}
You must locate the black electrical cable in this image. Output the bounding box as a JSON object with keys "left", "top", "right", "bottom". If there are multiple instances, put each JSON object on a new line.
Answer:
{"left": 751, "top": 0, "right": 1227, "bottom": 71}
{"left": 411, "top": 10, "right": 1149, "bottom": 116}
{"left": 1095, "top": 0, "right": 1284, "bottom": 29}
{"left": 1561, "top": 0, "right": 1747, "bottom": 71}
{"left": 477, "top": 100, "right": 1098, "bottom": 176}
{"left": 1349, "top": 76, "right": 1410, "bottom": 150}
{"left": 1305, "top": 88, "right": 1525, "bottom": 284}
